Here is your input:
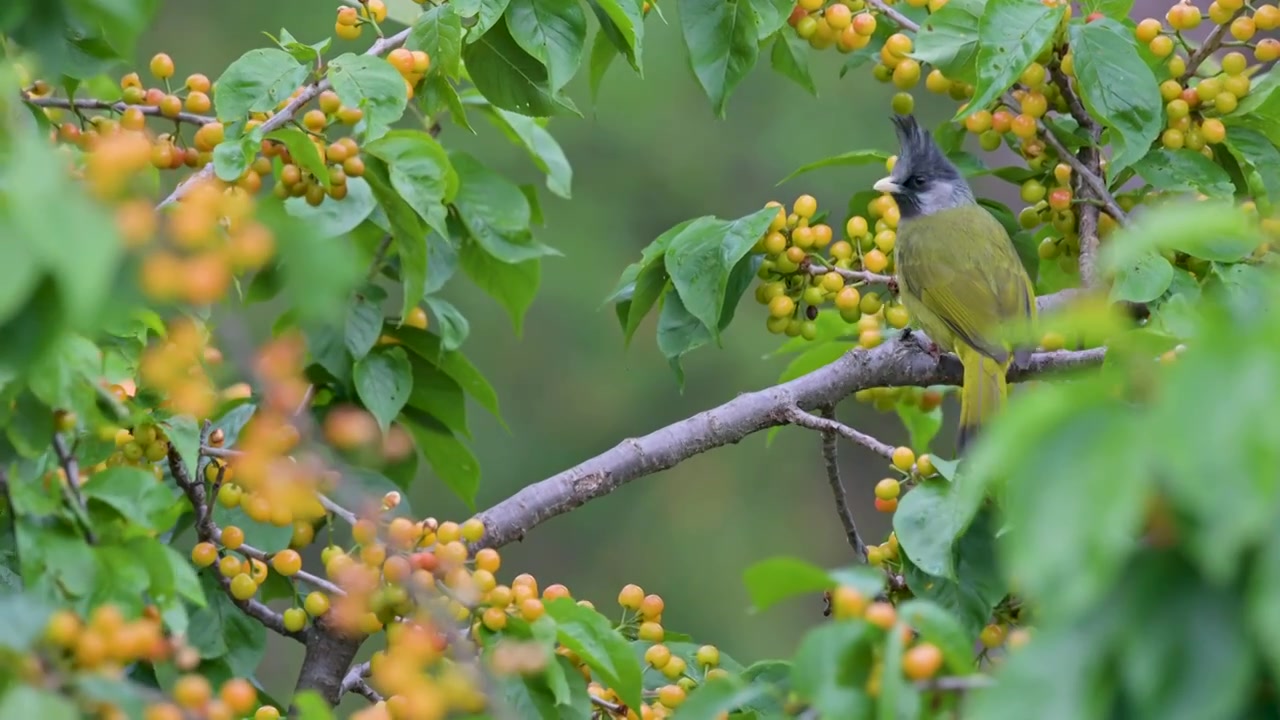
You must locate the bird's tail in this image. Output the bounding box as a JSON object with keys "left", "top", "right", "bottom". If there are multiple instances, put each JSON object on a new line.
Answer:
{"left": 956, "top": 346, "right": 1009, "bottom": 454}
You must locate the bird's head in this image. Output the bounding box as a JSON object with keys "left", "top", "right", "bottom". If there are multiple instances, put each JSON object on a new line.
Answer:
{"left": 873, "top": 114, "right": 973, "bottom": 219}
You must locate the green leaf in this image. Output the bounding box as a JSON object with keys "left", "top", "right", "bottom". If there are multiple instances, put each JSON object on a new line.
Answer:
{"left": 778, "top": 149, "right": 890, "bottom": 185}
{"left": 1080, "top": 0, "right": 1134, "bottom": 17}
{"left": 82, "top": 466, "right": 175, "bottom": 530}
{"left": 679, "top": 0, "right": 759, "bottom": 117}
{"left": 457, "top": 0, "right": 512, "bottom": 39}
{"left": 622, "top": 260, "right": 669, "bottom": 347}
{"left": 1131, "top": 148, "right": 1235, "bottom": 199}
{"left": 405, "top": 352, "right": 469, "bottom": 436}
{"left": 404, "top": 411, "right": 481, "bottom": 507}
{"left": 161, "top": 415, "right": 201, "bottom": 482}
{"left": 896, "top": 599, "right": 975, "bottom": 676}
{"left": 895, "top": 402, "right": 943, "bottom": 453}
{"left": 266, "top": 127, "right": 330, "bottom": 186}
{"left": 271, "top": 28, "right": 332, "bottom": 65}
{"left": 407, "top": 3, "right": 464, "bottom": 79}
{"left": 345, "top": 286, "right": 386, "bottom": 361}
{"left": 671, "top": 677, "right": 768, "bottom": 720}
{"left": 365, "top": 129, "right": 458, "bottom": 237}
{"left": 213, "top": 48, "right": 310, "bottom": 121}
{"left": 588, "top": 0, "right": 645, "bottom": 73}
{"left": 0, "top": 592, "right": 54, "bottom": 652}
{"left": 463, "top": 21, "right": 580, "bottom": 116}
{"left": 778, "top": 341, "right": 855, "bottom": 383}
{"left": 481, "top": 108, "right": 574, "bottom": 199}
{"left": 423, "top": 296, "right": 470, "bottom": 351}
{"left": 910, "top": 0, "right": 981, "bottom": 84}
{"left": 422, "top": 74, "right": 476, "bottom": 133}
{"left": 588, "top": 30, "right": 620, "bottom": 103}
{"left": 361, "top": 157, "right": 430, "bottom": 325}
{"left": 0, "top": 685, "right": 78, "bottom": 720}
{"left": 742, "top": 556, "right": 833, "bottom": 612}
{"left": 791, "top": 622, "right": 873, "bottom": 718}
{"left": 1067, "top": 19, "right": 1162, "bottom": 173}
{"left": 899, "top": 514, "right": 1005, "bottom": 638}
{"left": 769, "top": 33, "right": 816, "bottom": 96}
{"left": 505, "top": 0, "right": 587, "bottom": 94}
{"left": 284, "top": 177, "right": 377, "bottom": 238}
{"left": 212, "top": 134, "right": 255, "bottom": 182}
{"left": 268, "top": 203, "right": 365, "bottom": 323}
{"left": 292, "top": 691, "right": 335, "bottom": 720}
{"left": 665, "top": 207, "right": 777, "bottom": 341}
{"left": 656, "top": 289, "right": 711, "bottom": 385}
{"left": 187, "top": 573, "right": 267, "bottom": 673}
{"left": 390, "top": 326, "right": 504, "bottom": 422}
{"left": 1109, "top": 252, "right": 1174, "bottom": 304}
{"left": 1223, "top": 127, "right": 1280, "bottom": 213}
{"left": 327, "top": 53, "right": 409, "bottom": 140}
{"left": 459, "top": 242, "right": 541, "bottom": 335}
{"left": 451, "top": 153, "right": 559, "bottom": 263}
{"left": 959, "top": 0, "right": 1064, "bottom": 120}
{"left": 354, "top": 346, "right": 414, "bottom": 433}
{"left": 1250, "top": 523, "right": 1280, "bottom": 684}
{"left": 1100, "top": 198, "right": 1262, "bottom": 272}
{"left": 892, "top": 479, "right": 963, "bottom": 580}
{"left": 543, "top": 597, "right": 644, "bottom": 711}
{"left": 750, "top": 0, "right": 799, "bottom": 38}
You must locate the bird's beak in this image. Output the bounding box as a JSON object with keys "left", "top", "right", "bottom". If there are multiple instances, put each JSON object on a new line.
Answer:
{"left": 873, "top": 177, "right": 900, "bottom": 194}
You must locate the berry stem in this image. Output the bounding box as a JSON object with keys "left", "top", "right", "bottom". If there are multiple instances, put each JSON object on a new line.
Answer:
{"left": 52, "top": 433, "right": 98, "bottom": 545}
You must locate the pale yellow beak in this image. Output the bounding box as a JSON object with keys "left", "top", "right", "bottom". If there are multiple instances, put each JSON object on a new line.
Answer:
{"left": 873, "top": 177, "right": 901, "bottom": 194}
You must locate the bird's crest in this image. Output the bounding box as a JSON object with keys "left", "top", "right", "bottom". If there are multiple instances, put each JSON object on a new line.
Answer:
{"left": 890, "top": 114, "right": 942, "bottom": 167}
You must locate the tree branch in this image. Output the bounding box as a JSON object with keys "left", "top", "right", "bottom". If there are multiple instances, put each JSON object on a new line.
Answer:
{"left": 338, "top": 661, "right": 381, "bottom": 703}
{"left": 52, "top": 434, "right": 96, "bottom": 544}
{"left": 155, "top": 28, "right": 411, "bottom": 210}
{"left": 805, "top": 263, "right": 893, "bottom": 287}
{"left": 866, "top": 0, "right": 918, "bottom": 33}
{"left": 1180, "top": 9, "right": 1246, "bottom": 82}
{"left": 474, "top": 291, "right": 1105, "bottom": 549}
{"left": 817, "top": 405, "right": 867, "bottom": 561}
{"left": 22, "top": 95, "right": 214, "bottom": 126}
{"left": 784, "top": 405, "right": 895, "bottom": 459}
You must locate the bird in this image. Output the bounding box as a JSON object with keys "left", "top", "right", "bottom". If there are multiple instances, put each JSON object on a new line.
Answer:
{"left": 872, "top": 114, "right": 1037, "bottom": 453}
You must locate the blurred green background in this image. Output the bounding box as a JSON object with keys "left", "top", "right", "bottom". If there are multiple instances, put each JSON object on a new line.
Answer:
{"left": 137, "top": 1, "right": 968, "bottom": 710}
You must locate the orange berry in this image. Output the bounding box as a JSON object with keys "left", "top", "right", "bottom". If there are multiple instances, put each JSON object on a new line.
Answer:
{"left": 902, "top": 643, "right": 944, "bottom": 680}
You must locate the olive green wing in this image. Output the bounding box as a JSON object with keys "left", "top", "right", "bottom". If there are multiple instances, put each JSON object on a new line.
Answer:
{"left": 896, "top": 208, "right": 1034, "bottom": 363}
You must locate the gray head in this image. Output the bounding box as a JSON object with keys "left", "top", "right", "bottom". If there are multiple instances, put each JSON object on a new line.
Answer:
{"left": 873, "top": 115, "right": 973, "bottom": 219}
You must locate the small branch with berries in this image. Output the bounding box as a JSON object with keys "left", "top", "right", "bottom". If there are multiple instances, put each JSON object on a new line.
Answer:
{"left": 168, "top": 445, "right": 307, "bottom": 640}
{"left": 1181, "top": 7, "right": 1247, "bottom": 82}
{"left": 52, "top": 433, "right": 97, "bottom": 545}
{"left": 22, "top": 95, "right": 215, "bottom": 127}
{"left": 785, "top": 405, "right": 896, "bottom": 459}
{"left": 155, "top": 26, "right": 412, "bottom": 210}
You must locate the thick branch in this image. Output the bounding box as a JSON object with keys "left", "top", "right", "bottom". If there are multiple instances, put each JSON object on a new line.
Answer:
{"left": 155, "top": 28, "right": 411, "bottom": 210}
{"left": 23, "top": 96, "right": 214, "bottom": 126}
{"left": 817, "top": 405, "right": 867, "bottom": 561}
{"left": 475, "top": 291, "right": 1105, "bottom": 549}
{"left": 292, "top": 617, "right": 366, "bottom": 708}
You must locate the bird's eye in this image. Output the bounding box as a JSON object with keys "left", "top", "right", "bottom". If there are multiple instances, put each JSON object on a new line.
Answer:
{"left": 908, "top": 174, "right": 925, "bottom": 186}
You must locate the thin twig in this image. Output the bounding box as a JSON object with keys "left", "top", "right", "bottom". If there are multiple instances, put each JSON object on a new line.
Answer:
{"left": 52, "top": 434, "right": 97, "bottom": 544}
{"left": 294, "top": 384, "right": 316, "bottom": 417}
{"left": 805, "top": 263, "right": 894, "bottom": 286}
{"left": 1181, "top": 9, "right": 1246, "bottom": 82}
{"left": 200, "top": 445, "right": 362, "bottom": 531}
{"left": 338, "top": 661, "right": 382, "bottom": 702}
{"left": 590, "top": 694, "right": 625, "bottom": 714}
{"left": 366, "top": 233, "right": 394, "bottom": 282}
{"left": 917, "top": 674, "right": 997, "bottom": 692}
{"left": 818, "top": 405, "right": 867, "bottom": 562}
{"left": 23, "top": 95, "right": 214, "bottom": 126}
{"left": 866, "top": 0, "right": 919, "bottom": 32}
{"left": 155, "top": 27, "right": 412, "bottom": 210}
{"left": 784, "top": 405, "right": 896, "bottom": 458}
